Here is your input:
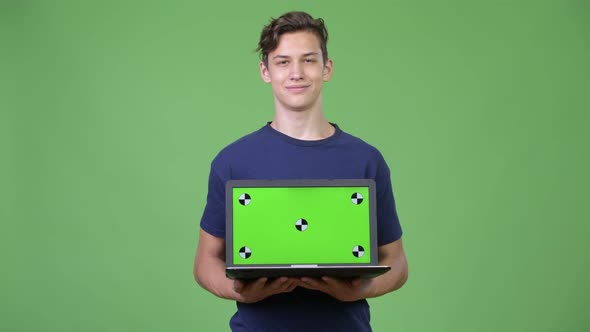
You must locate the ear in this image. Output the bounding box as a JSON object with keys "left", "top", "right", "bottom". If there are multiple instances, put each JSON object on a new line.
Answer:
{"left": 322, "top": 58, "right": 334, "bottom": 82}
{"left": 260, "top": 61, "right": 272, "bottom": 83}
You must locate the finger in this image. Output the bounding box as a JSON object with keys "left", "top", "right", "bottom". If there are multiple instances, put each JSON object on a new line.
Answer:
{"left": 267, "top": 277, "right": 290, "bottom": 291}
{"left": 242, "top": 277, "right": 267, "bottom": 293}
{"left": 300, "top": 277, "right": 325, "bottom": 290}
{"left": 268, "top": 277, "right": 288, "bottom": 285}
{"left": 283, "top": 281, "right": 298, "bottom": 293}
{"left": 275, "top": 279, "right": 298, "bottom": 293}
{"left": 285, "top": 279, "right": 299, "bottom": 289}
{"left": 301, "top": 277, "right": 323, "bottom": 283}
{"left": 322, "top": 277, "right": 357, "bottom": 288}
{"left": 321, "top": 276, "right": 341, "bottom": 286}
{"left": 252, "top": 277, "right": 268, "bottom": 290}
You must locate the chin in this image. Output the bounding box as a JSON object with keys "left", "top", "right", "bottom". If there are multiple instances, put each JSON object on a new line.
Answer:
{"left": 293, "top": 99, "right": 317, "bottom": 110}
{"left": 276, "top": 93, "right": 320, "bottom": 112}
{"left": 283, "top": 104, "right": 309, "bottom": 112}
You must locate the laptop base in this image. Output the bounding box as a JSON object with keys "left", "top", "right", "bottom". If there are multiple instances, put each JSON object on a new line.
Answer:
{"left": 226, "top": 265, "right": 390, "bottom": 280}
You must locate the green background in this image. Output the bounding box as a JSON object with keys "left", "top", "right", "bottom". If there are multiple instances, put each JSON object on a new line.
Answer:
{"left": 232, "top": 187, "right": 371, "bottom": 264}
{"left": 2, "top": 0, "right": 588, "bottom": 331}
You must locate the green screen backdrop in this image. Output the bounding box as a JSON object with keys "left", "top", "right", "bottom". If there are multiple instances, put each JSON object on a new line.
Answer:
{"left": 2, "top": 1, "right": 589, "bottom": 331}
{"left": 231, "top": 186, "right": 371, "bottom": 264}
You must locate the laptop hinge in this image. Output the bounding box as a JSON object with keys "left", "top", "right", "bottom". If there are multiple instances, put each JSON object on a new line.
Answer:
{"left": 290, "top": 264, "right": 318, "bottom": 268}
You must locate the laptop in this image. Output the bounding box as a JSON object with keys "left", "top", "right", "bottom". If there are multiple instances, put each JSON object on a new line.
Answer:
{"left": 225, "top": 179, "right": 390, "bottom": 279}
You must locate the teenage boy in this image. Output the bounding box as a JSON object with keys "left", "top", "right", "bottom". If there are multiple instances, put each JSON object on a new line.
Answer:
{"left": 194, "top": 11, "right": 408, "bottom": 332}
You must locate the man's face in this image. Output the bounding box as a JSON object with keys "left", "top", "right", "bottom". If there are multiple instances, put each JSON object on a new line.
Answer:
{"left": 260, "top": 31, "right": 333, "bottom": 112}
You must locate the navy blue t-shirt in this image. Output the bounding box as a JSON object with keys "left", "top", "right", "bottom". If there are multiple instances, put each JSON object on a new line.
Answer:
{"left": 200, "top": 123, "right": 402, "bottom": 332}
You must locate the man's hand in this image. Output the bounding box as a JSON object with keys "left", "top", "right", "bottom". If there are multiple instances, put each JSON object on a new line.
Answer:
{"left": 299, "top": 277, "right": 372, "bottom": 302}
{"left": 297, "top": 239, "right": 408, "bottom": 301}
{"left": 233, "top": 277, "right": 299, "bottom": 303}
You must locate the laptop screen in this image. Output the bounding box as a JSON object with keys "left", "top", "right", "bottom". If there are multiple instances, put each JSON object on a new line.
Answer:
{"left": 226, "top": 179, "right": 377, "bottom": 266}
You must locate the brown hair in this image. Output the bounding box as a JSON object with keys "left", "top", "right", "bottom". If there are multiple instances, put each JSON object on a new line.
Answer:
{"left": 257, "top": 11, "right": 329, "bottom": 67}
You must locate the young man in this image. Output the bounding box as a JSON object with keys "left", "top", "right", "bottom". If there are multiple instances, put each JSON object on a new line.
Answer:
{"left": 194, "top": 11, "right": 408, "bottom": 331}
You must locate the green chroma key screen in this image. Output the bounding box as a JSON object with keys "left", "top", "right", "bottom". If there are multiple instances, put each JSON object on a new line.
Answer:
{"left": 231, "top": 186, "right": 371, "bottom": 265}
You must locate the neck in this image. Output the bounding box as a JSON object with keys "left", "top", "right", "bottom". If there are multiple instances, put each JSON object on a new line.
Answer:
{"left": 270, "top": 107, "right": 334, "bottom": 141}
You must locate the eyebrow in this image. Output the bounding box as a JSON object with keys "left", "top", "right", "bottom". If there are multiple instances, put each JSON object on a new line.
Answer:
{"left": 272, "top": 52, "right": 320, "bottom": 59}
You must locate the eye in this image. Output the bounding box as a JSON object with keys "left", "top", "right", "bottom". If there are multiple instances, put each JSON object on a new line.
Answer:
{"left": 277, "top": 60, "right": 289, "bottom": 65}
{"left": 304, "top": 59, "right": 316, "bottom": 63}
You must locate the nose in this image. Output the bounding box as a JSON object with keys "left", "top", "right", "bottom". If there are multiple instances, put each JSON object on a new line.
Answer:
{"left": 289, "top": 62, "right": 304, "bottom": 81}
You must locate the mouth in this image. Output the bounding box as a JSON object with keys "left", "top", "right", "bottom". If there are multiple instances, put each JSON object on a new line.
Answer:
{"left": 286, "top": 85, "right": 310, "bottom": 93}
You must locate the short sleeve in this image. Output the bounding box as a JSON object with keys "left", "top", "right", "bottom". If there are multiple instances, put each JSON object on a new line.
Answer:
{"left": 375, "top": 155, "right": 403, "bottom": 245}
{"left": 199, "top": 161, "right": 227, "bottom": 238}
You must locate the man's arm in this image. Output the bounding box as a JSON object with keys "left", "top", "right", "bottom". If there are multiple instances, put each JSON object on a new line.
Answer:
{"left": 368, "top": 238, "right": 409, "bottom": 295}
{"left": 194, "top": 228, "right": 299, "bottom": 303}
{"left": 299, "top": 238, "right": 408, "bottom": 301}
